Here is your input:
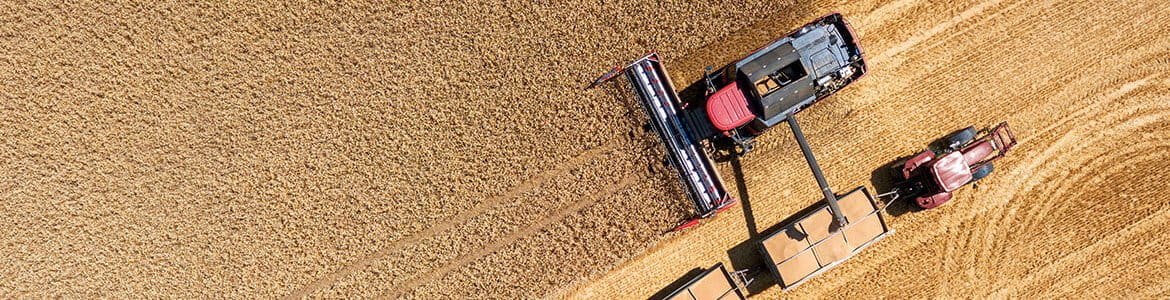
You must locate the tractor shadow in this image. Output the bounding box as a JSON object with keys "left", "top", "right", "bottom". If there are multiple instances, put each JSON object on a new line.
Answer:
{"left": 870, "top": 155, "right": 922, "bottom": 217}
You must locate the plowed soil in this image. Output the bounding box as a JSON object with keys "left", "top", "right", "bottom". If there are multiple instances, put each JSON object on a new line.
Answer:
{"left": 1, "top": 0, "right": 1167, "bottom": 298}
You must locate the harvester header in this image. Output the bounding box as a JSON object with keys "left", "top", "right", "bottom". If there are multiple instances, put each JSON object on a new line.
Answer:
{"left": 623, "top": 53, "right": 736, "bottom": 222}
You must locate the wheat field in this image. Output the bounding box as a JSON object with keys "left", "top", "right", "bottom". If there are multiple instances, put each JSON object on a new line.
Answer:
{"left": 1, "top": 0, "right": 1167, "bottom": 298}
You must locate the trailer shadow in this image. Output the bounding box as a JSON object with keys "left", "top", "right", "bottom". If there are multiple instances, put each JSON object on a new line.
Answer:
{"left": 869, "top": 156, "right": 921, "bottom": 217}
{"left": 723, "top": 155, "right": 775, "bottom": 296}
{"left": 646, "top": 267, "right": 705, "bottom": 300}
{"left": 725, "top": 234, "right": 774, "bottom": 295}
{"left": 725, "top": 195, "right": 838, "bottom": 295}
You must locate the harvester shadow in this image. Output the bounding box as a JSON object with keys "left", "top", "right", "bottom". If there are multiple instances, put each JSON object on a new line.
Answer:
{"left": 647, "top": 267, "right": 705, "bottom": 300}
{"left": 730, "top": 156, "right": 759, "bottom": 238}
{"left": 869, "top": 156, "right": 921, "bottom": 217}
{"left": 676, "top": 70, "right": 712, "bottom": 110}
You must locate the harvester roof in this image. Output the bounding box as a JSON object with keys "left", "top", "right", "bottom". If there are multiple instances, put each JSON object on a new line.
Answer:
{"left": 711, "top": 14, "right": 864, "bottom": 128}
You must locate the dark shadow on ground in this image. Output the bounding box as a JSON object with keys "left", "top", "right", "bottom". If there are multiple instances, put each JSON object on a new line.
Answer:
{"left": 870, "top": 154, "right": 923, "bottom": 217}
{"left": 647, "top": 267, "right": 704, "bottom": 300}
{"left": 726, "top": 194, "right": 843, "bottom": 295}
{"left": 725, "top": 234, "right": 773, "bottom": 295}
{"left": 730, "top": 156, "right": 758, "bottom": 238}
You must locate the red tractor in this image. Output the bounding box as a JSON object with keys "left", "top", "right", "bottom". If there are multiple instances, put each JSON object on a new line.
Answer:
{"left": 888, "top": 122, "right": 1017, "bottom": 209}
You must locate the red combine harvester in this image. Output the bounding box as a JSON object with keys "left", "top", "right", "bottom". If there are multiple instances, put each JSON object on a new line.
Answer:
{"left": 591, "top": 13, "right": 867, "bottom": 231}
{"left": 885, "top": 122, "right": 1017, "bottom": 209}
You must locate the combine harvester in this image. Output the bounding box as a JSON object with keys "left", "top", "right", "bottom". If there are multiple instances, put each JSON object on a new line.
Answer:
{"left": 592, "top": 13, "right": 894, "bottom": 292}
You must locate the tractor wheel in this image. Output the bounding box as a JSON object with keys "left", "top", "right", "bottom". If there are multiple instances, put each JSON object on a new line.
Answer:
{"left": 971, "top": 163, "right": 994, "bottom": 181}
{"left": 944, "top": 126, "right": 977, "bottom": 150}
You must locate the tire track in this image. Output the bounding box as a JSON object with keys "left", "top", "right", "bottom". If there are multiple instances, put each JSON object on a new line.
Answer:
{"left": 992, "top": 129, "right": 1170, "bottom": 279}
{"left": 788, "top": 69, "right": 1170, "bottom": 298}
{"left": 1011, "top": 74, "right": 1165, "bottom": 206}
{"left": 567, "top": 0, "right": 1170, "bottom": 297}
{"left": 806, "top": 112, "right": 1168, "bottom": 298}
{"left": 869, "top": 0, "right": 1010, "bottom": 62}
{"left": 1019, "top": 75, "right": 1157, "bottom": 145}
{"left": 743, "top": 0, "right": 1115, "bottom": 208}
{"left": 1007, "top": 97, "right": 1170, "bottom": 235}
{"left": 985, "top": 207, "right": 1170, "bottom": 297}
{"left": 286, "top": 138, "right": 622, "bottom": 299}
{"left": 855, "top": 0, "right": 921, "bottom": 29}
{"left": 790, "top": 0, "right": 1170, "bottom": 297}
{"left": 383, "top": 171, "right": 641, "bottom": 299}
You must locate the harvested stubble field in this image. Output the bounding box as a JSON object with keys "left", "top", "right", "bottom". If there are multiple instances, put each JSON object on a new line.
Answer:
{"left": 1, "top": 0, "right": 1167, "bottom": 298}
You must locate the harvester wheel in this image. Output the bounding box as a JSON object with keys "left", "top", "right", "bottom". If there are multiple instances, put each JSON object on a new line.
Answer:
{"left": 971, "top": 163, "right": 994, "bottom": 181}
{"left": 944, "top": 126, "right": 977, "bottom": 150}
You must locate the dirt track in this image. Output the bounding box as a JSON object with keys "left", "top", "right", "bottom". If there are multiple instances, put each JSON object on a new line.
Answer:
{"left": 1, "top": 0, "right": 1168, "bottom": 298}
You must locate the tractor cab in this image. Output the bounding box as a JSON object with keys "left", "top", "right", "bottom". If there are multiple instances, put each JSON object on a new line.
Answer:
{"left": 895, "top": 122, "right": 1017, "bottom": 209}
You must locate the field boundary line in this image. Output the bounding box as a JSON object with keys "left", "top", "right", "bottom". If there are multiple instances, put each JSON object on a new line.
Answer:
{"left": 285, "top": 138, "right": 622, "bottom": 299}
{"left": 381, "top": 171, "right": 641, "bottom": 299}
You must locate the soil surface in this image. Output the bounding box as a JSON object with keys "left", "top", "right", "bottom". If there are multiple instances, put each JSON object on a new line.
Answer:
{"left": 1, "top": 0, "right": 1167, "bottom": 298}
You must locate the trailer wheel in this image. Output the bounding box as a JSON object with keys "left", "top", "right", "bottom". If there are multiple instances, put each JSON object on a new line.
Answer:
{"left": 944, "top": 126, "right": 977, "bottom": 150}
{"left": 971, "top": 163, "right": 994, "bottom": 181}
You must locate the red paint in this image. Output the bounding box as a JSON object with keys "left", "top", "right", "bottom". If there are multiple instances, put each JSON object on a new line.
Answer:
{"left": 672, "top": 218, "right": 702, "bottom": 232}
{"left": 931, "top": 151, "right": 974, "bottom": 192}
{"left": 715, "top": 197, "right": 738, "bottom": 213}
{"left": 901, "top": 151, "right": 935, "bottom": 179}
{"left": 961, "top": 140, "right": 995, "bottom": 164}
{"left": 706, "top": 82, "right": 755, "bottom": 131}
